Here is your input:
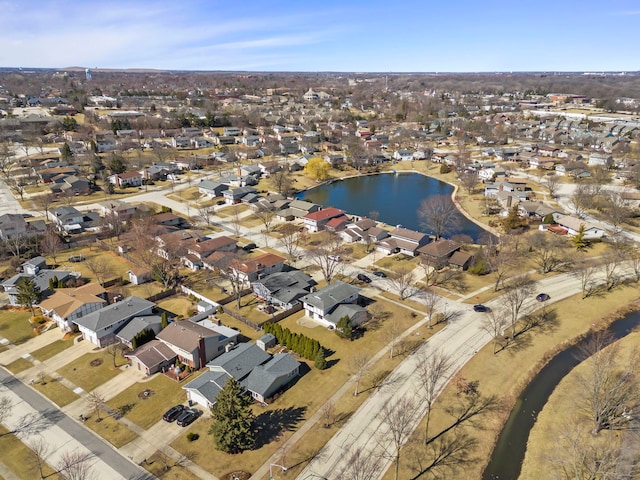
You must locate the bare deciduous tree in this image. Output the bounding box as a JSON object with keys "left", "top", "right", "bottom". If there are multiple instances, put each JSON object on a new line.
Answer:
{"left": 383, "top": 317, "right": 402, "bottom": 359}
{"left": 500, "top": 274, "right": 536, "bottom": 340}
{"left": 319, "top": 400, "right": 336, "bottom": 429}
{"left": 379, "top": 396, "right": 418, "bottom": 480}
{"left": 421, "top": 287, "right": 442, "bottom": 328}
{"left": 26, "top": 437, "right": 50, "bottom": 479}
{"left": 253, "top": 204, "right": 276, "bottom": 246}
{"left": 387, "top": 267, "right": 417, "bottom": 300}
{"left": 575, "top": 332, "right": 640, "bottom": 435}
{"left": 40, "top": 226, "right": 63, "bottom": 265}
{"left": 337, "top": 445, "right": 385, "bottom": 480}
{"left": 406, "top": 430, "right": 478, "bottom": 480}
{"left": 573, "top": 257, "right": 600, "bottom": 299}
{"left": 0, "top": 397, "right": 13, "bottom": 424}
{"left": 84, "top": 256, "right": 114, "bottom": 287}
{"left": 229, "top": 204, "right": 242, "bottom": 237}
{"left": 306, "top": 231, "right": 348, "bottom": 284}
{"left": 485, "top": 237, "right": 518, "bottom": 292}
{"left": 482, "top": 308, "right": 510, "bottom": 354}
{"left": 270, "top": 169, "right": 294, "bottom": 196}
{"left": 87, "top": 391, "right": 106, "bottom": 422}
{"left": 528, "top": 231, "right": 568, "bottom": 274}
{"left": 277, "top": 223, "right": 302, "bottom": 265}
{"left": 349, "top": 351, "right": 371, "bottom": 397}
{"left": 545, "top": 173, "right": 560, "bottom": 198}
{"left": 56, "top": 450, "right": 94, "bottom": 480}
{"left": 459, "top": 169, "right": 479, "bottom": 194}
{"left": 418, "top": 195, "right": 461, "bottom": 240}
{"left": 416, "top": 350, "right": 452, "bottom": 443}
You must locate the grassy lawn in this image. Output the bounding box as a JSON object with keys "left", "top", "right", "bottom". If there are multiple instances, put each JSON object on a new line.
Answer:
{"left": 519, "top": 332, "right": 640, "bottom": 480}
{"left": 227, "top": 294, "right": 270, "bottom": 324}
{"left": 32, "top": 376, "right": 80, "bottom": 407}
{"left": 216, "top": 313, "right": 263, "bottom": 341}
{"left": 107, "top": 374, "right": 198, "bottom": 430}
{"left": 0, "top": 426, "right": 61, "bottom": 479}
{"left": 385, "top": 283, "right": 640, "bottom": 480}
{"left": 0, "top": 308, "right": 36, "bottom": 345}
{"left": 57, "top": 248, "right": 134, "bottom": 281}
{"left": 239, "top": 215, "right": 264, "bottom": 228}
{"left": 30, "top": 338, "right": 75, "bottom": 362}
{"left": 5, "top": 357, "right": 34, "bottom": 374}
{"left": 215, "top": 204, "right": 249, "bottom": 218}
{"left": 171, "top": 297, "right": 436, "bottom": 478}
{"left": 346, "top": 243, "right": 371, "bottom": 260}
{"left": 57, "top": 351, "right": 124, "bottom": 392}
{"left": 84, "top": 414, "right": 138, "bottom": 448}
{"left": 374, "top": 253, "right": 420, "bottom": 274}
{"left": 157, "top": 297, "right": 199, "bottom": 319}
{"left": 143, "top": 450, "right": 202, "bottom": 480}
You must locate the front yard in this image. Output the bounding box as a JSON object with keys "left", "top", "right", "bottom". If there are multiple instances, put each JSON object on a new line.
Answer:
{"left": 57, "top": 350, "right": 124, "bottom": 392}
{"left": 0, "top": 308, "right": 36, "bottom": 345}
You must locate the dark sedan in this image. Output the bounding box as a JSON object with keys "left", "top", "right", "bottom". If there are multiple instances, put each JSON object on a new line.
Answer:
{"left": 536, "top": 293, "right": 550, "bottom": 302}
{"left": 162, "top": 404, "right": 186, "bottom": 422}
{"left": 473, "top": 304, "right": 489, "bottom": 313}
{"left": 357, "top": 273, "right": 372, "bottom": 284}
{"left": 176, "top": 408, "right": 202, "bottom": 427}
{"left": 373, "top": 271, "right": 387, "bottom": 278}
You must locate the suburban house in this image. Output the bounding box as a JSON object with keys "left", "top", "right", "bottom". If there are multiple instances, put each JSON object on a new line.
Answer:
{"left": 553, "top": 216, "right": 606, "bottom": 239}
{"left": 299, "top": 280, "right": 368, "bottom": 329}
{"left": 417, "top": 239, "right": 465, "bottom": 269}
{"left": 187, "top": 236, "right": 237, "bottom": 260}
{"left": 223, "top": 186, "right": 258, "bottom": 205}
{"left": 99, "top": 200, "right": 138, "bottom": 220}
{"left": 1, "top": 267, "right": 73, "bottom": 306}
{"left": 303, "top": 207, "right": 346, "bottom": 232}
{"left": 48, "top": 206, "right": 84, "bottom": 233}
{"left": 0, "top": 214, "right": 46, "bottom": 240}
{"left": 377, "top": 227, "right": 430, "bottom": 256}
{"left": 115, "top": 315, "right": 163, "bottom": 349}
{"left": 339, "top": 218, "right": 389, "bottom": 245}
{"left": 517, "top": 202, "right": 563, "bottom": 221}
{"left": 57, "top": 175, "right": 91, "bottom": 196}
{"left": 124, "top": 340, "right": 177, "bottom": 376}
{"left": 38, "top": 283, "right": 107, "bottom": 332}
{"left": 252, "top": 270, "right": 316, "bottom": 309}
{"left": 109, "top": 171, "right": 143, "bottom": 188}
{"left": 154, "top": 320, "right": 239, "bottom": 370}
{"left": 275, "top": 200, "right": 320, "bottom": 220}
{"left": 73, "top": 296, "right": 156, "bottom": 347}
{"left": 229, "top": 253, "right": 286, "bottom": 284}
{"left": 198, "top": 180, "right": 229, "bottom": 198}
{"left": 183, "top": 343, "right": 300, "bottom": 407}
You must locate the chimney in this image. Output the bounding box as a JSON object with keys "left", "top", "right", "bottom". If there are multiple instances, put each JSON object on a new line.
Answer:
{"left": 506, "top": 195, "right": 512, "bottom": 208}
{"left": 225, "top": 342, "right": 235, "bottom": 353}
{"left": 198, "top": 336, "right": 206, "bottom": 369}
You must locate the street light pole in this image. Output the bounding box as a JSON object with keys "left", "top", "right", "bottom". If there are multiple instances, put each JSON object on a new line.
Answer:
{"left": 270, "top": 463, "right": 287, "bottom": 480}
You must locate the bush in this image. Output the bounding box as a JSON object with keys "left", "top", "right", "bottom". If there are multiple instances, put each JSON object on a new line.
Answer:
{"left": 440, "top": 164, "right": 451, "bottom": 174}
{"left": 186, "top": 432, "right": 199, "bottom": 442}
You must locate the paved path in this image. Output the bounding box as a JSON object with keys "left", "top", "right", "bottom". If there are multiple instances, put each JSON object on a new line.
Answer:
{"left": 0, "top": 367, "right": 154, "bottom": 480}
{"left": 297, "top": 265, "right": 636, "bottom": 479}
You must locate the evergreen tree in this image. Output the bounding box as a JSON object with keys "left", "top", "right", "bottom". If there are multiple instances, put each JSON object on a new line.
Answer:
{"left": 108, "top": 154, "right": 126, "bottom": 174}
{"left": 336, "top": 315, "right": 353, "bottom": 340}
{"left": 314, "top": 348, "right": 327, "bottom": 370}
{"left": 16, "top": 277, "right": 41, "bottom": 316}
{"left": 209, "top": 378, "right": 256, "bottom": 453}
{"left": 60, "top": 142, "right": 73, "bottom": 161}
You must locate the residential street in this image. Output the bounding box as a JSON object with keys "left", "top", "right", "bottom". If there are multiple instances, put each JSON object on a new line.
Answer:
{"left": 0, "top": 367, "right": 153, "bottom": 480}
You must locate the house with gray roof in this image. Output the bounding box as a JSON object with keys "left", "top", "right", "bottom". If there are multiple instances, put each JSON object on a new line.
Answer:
{"left": 1, "top": 269, "right": 73, "bottom": 306}
{"left": 73, "top": 296, "right": 155, "bottom": 347}
{"left": 299, "top": 280, "right": 368, "bottom": 329}
{"left": 183, "top": 343, "right": 300, "bottom": 407}
{"left": 124, "top": 339, "right": 177, "bottom": 376}
{"left": 115, "top": 315, "right": 163, "bottom": 349}
{"left": 198, "top": 180, "right": 228, "bottom": 198}
{"left": 252, "top": 270, "right": 316, "bottom": 310}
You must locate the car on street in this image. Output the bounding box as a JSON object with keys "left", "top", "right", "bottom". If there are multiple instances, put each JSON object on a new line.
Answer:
{"left": 536, "top": 293, "right": 550, "bottom": 302}
{"left": 473, "top": 304, "right": 489, "bottom": 313}
{"left": 176, "top": 408, "right": 202, "bottom": 427}
{"left": 373, "top": 271, "right": 387, "bottom": 278}
{"left": 162, "top": 404, "right": 186, "bottom": 422}
{"left": 243, "top": 243, "right": 257, "bottom": 251}
{"left": 357, "top": 273, "right": 372, "bottom": 284}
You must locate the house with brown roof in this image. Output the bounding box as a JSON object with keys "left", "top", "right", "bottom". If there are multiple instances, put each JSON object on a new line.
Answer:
{"left": 39, "top": 283, "right": 107, "bottom": 332}
{"left": 230, "top": 253, "right": 286, "bottom": 285}
{"left": 187, "top": 236, "right": 237, "bottom": 260}
{"left": 154, "top": 320, "right": 239, "bottom": 370}
{"left": 303, "top": 207, "right": 346, "bottom": 232}
{"left": 417, "top": 239, "right": 464, "bottom": 268}
{"left": 377, "top": 227, "right": 430, "bottom": 256}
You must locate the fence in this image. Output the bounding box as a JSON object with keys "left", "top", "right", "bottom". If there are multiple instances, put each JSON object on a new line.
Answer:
{"left": 94, "top": 239, "right": 144, "bottom": 268}
{"left": 220, "top": 305, "right": 262, "bottom": 331}
{"left": 263, "top": 303, "right": 303, "bottom": 325}
{"left": 146, "top": 288, "right": 177, "bottom": 303}
{"left": 180, "top": 285, "right": 221, "bottom": 308}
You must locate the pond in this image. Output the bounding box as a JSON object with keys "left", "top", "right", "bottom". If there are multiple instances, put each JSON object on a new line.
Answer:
{"left": 483, "top": 309, "right": 640, "bottom": 479}
{"left": 296, "top": 172, "right": 493, "bottom": 243}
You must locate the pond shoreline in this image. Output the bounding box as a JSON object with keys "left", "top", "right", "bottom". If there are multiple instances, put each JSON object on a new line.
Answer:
{"left": 296, "top": 169, "right": 499, "bottom": 243}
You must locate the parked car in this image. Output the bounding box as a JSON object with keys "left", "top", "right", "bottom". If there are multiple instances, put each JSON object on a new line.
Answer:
{"left": 68, "top": 255, "right": 85, "bottom": 263}
{"left": 473, "top": 304, "right": 489, "bottom": 313}
{"left": 373, "top": 271, "right": 387, "bottom": 278}
{"left": 176, "top": 408, "right": 202, "bottom": 427}
{"left": 536, "top": 293, "right": 550, "bottom": 302}
{"left": 357, "top": 273, "right": 372, "bottom": 284}
{"left": 243, "top": 243, "right": 257, "bottom": 251}
{"left": 328, "top": 255, "right": 342, "bottom": 262}
{"left": 162, "top": 404, "right": 186, "bottom": 422}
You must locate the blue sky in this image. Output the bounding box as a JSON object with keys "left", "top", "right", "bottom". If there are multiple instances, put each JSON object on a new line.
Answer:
{"left": 2, "top": 0, "right": 639, "bottom": 72}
